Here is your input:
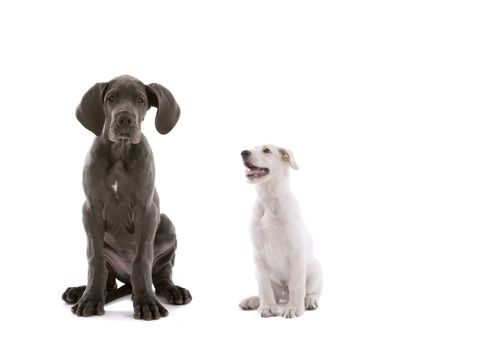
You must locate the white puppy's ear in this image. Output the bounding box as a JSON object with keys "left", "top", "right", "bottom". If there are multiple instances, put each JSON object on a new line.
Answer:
{"left": 279, "top": 148, "right": 299, "bottom": 170}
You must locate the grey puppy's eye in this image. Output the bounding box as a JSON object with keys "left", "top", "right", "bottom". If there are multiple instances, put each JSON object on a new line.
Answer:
{"left": 263, "top": 148, "right": 271, "bottom": 154}
{"left": 106, "top": 94, "right": 116, "bottom": 102}
{"left": 137, "top": 96, "right": 145, "bottom": 104}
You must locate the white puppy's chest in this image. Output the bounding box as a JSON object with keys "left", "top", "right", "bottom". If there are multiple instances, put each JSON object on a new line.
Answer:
{"left": 262, "top": 235, "right": 290, "bottom": 281}
{"left": 253, "top": 202, "right": 298, "bottom": 282}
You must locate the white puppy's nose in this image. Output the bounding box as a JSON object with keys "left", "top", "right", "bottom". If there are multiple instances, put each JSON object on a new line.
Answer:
{"left": 241, "top": 150, "right": 251, "bottom": 158}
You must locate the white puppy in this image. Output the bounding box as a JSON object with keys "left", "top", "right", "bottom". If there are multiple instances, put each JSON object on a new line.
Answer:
{"left": 239, "top": 144, "right": 323, "bottom": 318}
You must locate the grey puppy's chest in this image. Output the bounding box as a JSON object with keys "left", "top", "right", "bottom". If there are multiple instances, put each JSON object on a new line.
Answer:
{"left": 102, "top": 160, "right": 138, "bottom": 236}
{"left": 101, "top": 158, "right": 148, "bottom": 281}
{"left": 82, "top": 138, "right": 156, "bottom": 282}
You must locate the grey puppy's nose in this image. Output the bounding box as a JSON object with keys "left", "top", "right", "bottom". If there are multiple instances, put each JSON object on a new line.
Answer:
{"left": 116, "top": 111, "right": 134, "bottom": 126}
{"left": 241, "top": 150, "right": 251, "bottom": 158}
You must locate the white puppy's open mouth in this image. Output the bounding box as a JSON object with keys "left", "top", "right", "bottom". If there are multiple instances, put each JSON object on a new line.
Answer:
{"left": 244, "top": 162, "right": 269, "bottom": 179}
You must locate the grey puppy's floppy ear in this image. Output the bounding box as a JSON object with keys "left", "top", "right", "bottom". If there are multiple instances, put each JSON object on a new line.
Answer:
{"left": 279, "top": 148, "right": 299, "bottom": 170}
{"left": 146, "top": 83, "right": 181, "bottom": 134}
{"left": 76, "top": 82, "right": 107, "bottom": 136}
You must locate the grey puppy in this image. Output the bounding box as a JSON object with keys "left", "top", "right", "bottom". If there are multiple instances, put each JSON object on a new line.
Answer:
{"left": 62, "top": 75, "right": 191, "bottom": 320}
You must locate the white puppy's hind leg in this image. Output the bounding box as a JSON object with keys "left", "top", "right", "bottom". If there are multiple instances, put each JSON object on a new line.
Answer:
{"left": 305, "top": 259, "right": 323, "bottom": 310}
{"left": 239, "top": 281, "right": 288, "bottom": 311}
{"left": 239, "top": 296, "right": 260, "bottom": 310}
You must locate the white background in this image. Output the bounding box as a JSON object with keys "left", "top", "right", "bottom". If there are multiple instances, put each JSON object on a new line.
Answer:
{"left": 0, "top": 0, "right": 495, "bottom": 349}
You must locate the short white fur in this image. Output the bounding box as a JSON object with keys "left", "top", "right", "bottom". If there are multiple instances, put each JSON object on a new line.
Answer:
{"left": 112, "top": 180, "right": 118, "bottom": 194}
{"left": 239, "top": 144, "right": 323, "bottom": 318}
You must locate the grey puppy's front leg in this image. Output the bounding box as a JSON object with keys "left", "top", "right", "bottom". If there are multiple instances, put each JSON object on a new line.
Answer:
{"left": 71, "top": 202, "right": 107, "bottom": 316}
{"left": 131, "top": 205, "right": 168, "bottom": 320}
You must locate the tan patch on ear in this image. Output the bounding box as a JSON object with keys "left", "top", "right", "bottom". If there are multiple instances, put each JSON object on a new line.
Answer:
{"left": 279, "top": 148, "right": 299, "bottom": 170}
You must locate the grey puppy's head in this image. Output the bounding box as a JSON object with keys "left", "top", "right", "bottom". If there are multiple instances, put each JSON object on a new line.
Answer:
{"left": 76, "top": 75, "right": 180, "bottom": 143}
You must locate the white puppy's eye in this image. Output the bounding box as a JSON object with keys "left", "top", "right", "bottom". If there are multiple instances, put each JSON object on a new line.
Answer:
{"left": 263, "top": 148, "right": 271, "bottom": 154}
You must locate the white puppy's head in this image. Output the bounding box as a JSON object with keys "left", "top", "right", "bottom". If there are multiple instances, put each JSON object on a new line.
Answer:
{"left": 241, "top": 144, "right": 298, "bottom": 184}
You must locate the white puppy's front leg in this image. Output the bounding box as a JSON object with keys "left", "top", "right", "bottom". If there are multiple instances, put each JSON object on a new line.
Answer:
{"left": 254, "top": 256, "right": 278, "bottom": 317}
{"left": 283, "top": 254, "right": 306, "bottom": 318}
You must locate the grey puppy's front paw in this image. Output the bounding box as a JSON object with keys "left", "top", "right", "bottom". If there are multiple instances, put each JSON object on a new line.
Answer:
{"left": 71, "top": 294, "right": 105, "bottom": 317}
{"left": 133, "top": 294, "right": 168, "bottom": 320}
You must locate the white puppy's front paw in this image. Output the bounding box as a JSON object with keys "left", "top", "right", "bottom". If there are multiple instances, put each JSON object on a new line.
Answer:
{"left": 305, "top": 295, "right": 319, "bottom": 310}
{"left": 282, "top": 306, "right": 304, "bottom": 318}
{"left": 259, "top": 305, "right": 278, "bottom": 317}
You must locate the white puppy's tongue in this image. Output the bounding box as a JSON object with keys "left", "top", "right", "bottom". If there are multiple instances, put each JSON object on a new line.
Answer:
{"left": 248, "top": 168, "right": 261, "bottom": 176}
{"left": 246, "top": 166, "right": 267, "bottom": 177}
{"left": 246, "top": 168, "right": 255, "bottom": 176}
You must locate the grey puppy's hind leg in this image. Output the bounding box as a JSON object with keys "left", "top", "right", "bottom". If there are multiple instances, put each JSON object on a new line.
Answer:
{"left": 62, "top": 285, "right": 87, "bottom": 304}
{"left": 152, "top": 214, "right": 192, "bottom": 305}
{"left": 62, "top": 267, "right": 128, "bottom": 304}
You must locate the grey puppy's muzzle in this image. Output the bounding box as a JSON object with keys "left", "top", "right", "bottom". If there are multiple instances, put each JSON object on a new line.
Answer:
{"left": 109, "top": 109, "right": 141, "bottom": 144}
